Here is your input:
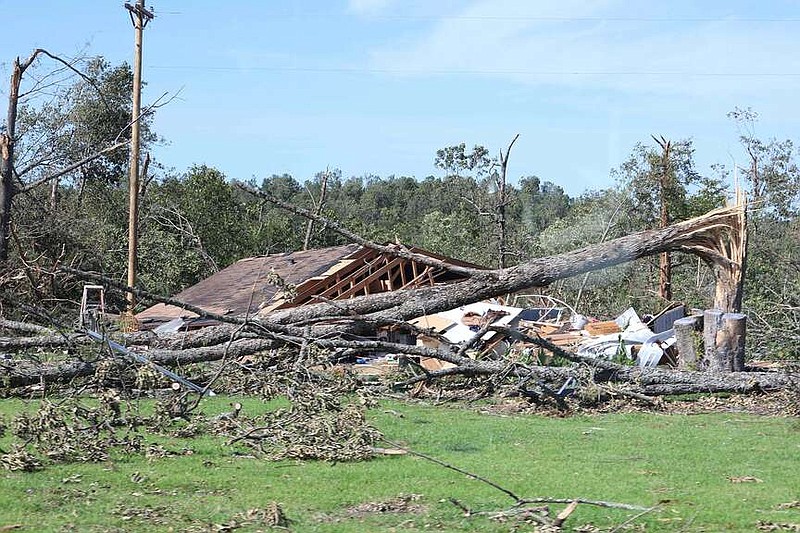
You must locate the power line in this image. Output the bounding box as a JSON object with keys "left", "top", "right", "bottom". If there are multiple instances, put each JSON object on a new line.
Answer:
{"left": 145, "top": 11, "right": 800, "bottom": 23}
{"left": 366, "top": 15, "right": 800, "bottom": 23}
{"left": 147, "top": 65, "right": 800, "bottom": 77}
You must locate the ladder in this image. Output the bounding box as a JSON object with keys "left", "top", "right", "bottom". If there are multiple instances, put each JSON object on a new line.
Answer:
{"left": 79, "top": 284, "right": 106, "bottom": 330}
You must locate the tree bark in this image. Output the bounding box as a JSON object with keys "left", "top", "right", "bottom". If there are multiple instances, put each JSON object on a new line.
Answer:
{"left": 654, "top": 135, "right": 673, "bottom": 301}
{"left": 0, "top": 338, "right": 276, "bottom": 389}
{"left": 718, "top": 313, "right": 747, "bottom": 372}
{"left": 495, "top": 134, "right": 519, "bottom": 269}
{"left": 0, "top": 57, "right": 25, "bottom": 262}
{"left": 674, "top": 315, "right": 702, "bottom": 370}
{"left": 0, "top": 319, "right": 54, "bottom": 336}
{"left": 0, "top": 333, "right": 89, "bottom": 351}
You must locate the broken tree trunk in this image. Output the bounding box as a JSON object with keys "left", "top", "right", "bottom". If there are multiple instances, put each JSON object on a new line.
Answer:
{"left": 703, "top": 310, "right": 725, "bottom": 371}
{"left": 673, "top": 315, "right": 702, "bottom": 370}
{"left": 711, "top": 188, "right": 748, "bottom": 313}
{"left": 0, "top": 319, "right": 54, "bottom": 336}
{"left": 703, "top": 309, "right": 747, "bottom": 373}
{"left": 263, "top": 202, "right": 750, "bottom": 330}
{"left": 0, "top": 333, "right": 90, "bottom": 351}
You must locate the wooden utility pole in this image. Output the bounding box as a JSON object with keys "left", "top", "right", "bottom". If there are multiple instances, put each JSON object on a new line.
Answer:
{"left": 125, "top": 1, "right": 153, "bottom": 311}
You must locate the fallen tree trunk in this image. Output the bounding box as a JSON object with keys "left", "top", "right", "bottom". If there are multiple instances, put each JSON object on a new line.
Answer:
{"left": 0, "top": 319, "right": 54, "bottom": 336}
{"left": 262, "top": 205, "right": 746, "bottom": 330}
{"left": 0, "top": 338, "right": 278, "bottom": 389}
{"left": 0, "top": 359, "right": 97, "bottom": 389}
{"left": 0, "top": 333, "right": 89, "bottom": 351}
{"left": 2, "top": 329, "right": 795, "bottom": 396}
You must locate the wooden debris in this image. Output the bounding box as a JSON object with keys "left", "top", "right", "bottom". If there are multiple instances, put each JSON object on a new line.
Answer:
{"left": 583, "top": 321, "right": 622, "bottom": 336}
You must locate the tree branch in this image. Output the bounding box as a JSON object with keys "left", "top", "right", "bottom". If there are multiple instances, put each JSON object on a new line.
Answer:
{"left": 18, "top": 141, "right": 127, "bottom": 192}
{"left": 236, "top": 181, "right": 490, "bottom": 279}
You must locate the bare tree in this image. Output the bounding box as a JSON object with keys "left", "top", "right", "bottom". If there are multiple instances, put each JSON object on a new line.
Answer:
{"left": 303, "top": 169, "right": 329, "bottom": 250}
{"left": 494, "top": 134, "right": 519, "bottom": 268}
{"left": 652, "top": 134, "right": 673, "bottom": 301}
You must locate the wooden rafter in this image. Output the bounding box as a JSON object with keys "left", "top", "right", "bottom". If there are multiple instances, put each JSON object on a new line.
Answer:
{"left": 315, "top": 255, "right": 386, "bottom": 300}
{"left": 331, "top": 256, "right": 405, "bottom": 301}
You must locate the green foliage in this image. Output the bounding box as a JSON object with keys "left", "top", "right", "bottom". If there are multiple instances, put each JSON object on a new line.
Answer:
{"left": 727, "top": 108, "right": 800, "bottom": 358}
{"left": 434, "top": 143, "right": 491, "bottom": 177}
{"left": 3, "top": 56, "right": 157, "bottom": 315}
{"left": 729, "top": 107, "right": 800, "bottom": 218}
{"left": 15, "top": 57, "right": 156, "bottom": 188}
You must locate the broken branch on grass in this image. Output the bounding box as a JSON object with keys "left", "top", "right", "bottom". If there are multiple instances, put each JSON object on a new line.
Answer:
{"left": 379, "top": 436, "right": 653, "bottom": 530}
{"left": 515, "top": 497, "right": 652, "bottom": 512}
{"left": 379, "top": 437, "right": 522, "bottom": 502}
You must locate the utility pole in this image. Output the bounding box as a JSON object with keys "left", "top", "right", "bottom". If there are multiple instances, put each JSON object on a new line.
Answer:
{"left": 124, "top": 1, "right": 153, "bottom": 312}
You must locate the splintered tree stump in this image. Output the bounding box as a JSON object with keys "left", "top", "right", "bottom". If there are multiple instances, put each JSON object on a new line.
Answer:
{"left": 674, "top": 315, "right": 703, "bottom": 370}
{"left": 703, "top": 310, "right": 725, "bottom": 372}
{"left": 722, "top": 313, "right": 747, "bottom": 372}
{"left": 704, "top": 309, "right": 747, "bottom": 373}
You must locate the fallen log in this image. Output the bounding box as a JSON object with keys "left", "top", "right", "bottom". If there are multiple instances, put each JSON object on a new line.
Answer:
{"left": 0, "top": 319, "right": 54, "bottom": 336}
{"left": 0, "top": 338, "right": 277, "bottom": 389}
{"left": 0, "top": 359, "right": 96, "bottom": 389}
{"left": 1, "top": 327, "right": 796, "bottom": 396}
{"left": 0, "top": 333, "right": 89, "bottom": 351}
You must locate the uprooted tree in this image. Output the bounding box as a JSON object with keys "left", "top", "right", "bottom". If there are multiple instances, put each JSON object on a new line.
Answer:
{"left": 1, "top": 187, "right": 797, "bottom": 400}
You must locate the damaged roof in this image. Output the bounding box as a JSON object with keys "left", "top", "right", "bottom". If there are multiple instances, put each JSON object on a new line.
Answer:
{"left": 137, "top": 243, "right": 361, "bottom": 323}
{"left": 137, "top": 243, "right": 481, "bottom": 326}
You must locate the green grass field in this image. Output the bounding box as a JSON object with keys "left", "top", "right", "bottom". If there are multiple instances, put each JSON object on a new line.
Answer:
{"left": 1, "top": 396, "right": 798, "bottom": 531}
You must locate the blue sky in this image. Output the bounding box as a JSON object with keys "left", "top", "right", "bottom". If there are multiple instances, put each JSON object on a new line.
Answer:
{"left": 3, "top": 0, "right": 800, "bottom": 196}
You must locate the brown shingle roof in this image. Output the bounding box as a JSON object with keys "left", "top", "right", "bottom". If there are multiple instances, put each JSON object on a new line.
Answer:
{"left": 137, "top": 243, "right": 360, "bottom": 322}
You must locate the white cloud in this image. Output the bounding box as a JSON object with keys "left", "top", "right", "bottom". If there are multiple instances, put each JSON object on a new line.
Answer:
{"left": 366, "top": 0, "right": 800, "bottom": 98}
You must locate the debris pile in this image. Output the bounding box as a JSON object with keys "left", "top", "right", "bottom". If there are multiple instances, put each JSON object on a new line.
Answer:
{"left": 224, "top": 386, "right": 382, "bottom": 462}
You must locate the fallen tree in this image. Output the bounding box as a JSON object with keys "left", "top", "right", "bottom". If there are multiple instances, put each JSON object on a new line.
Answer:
{"left": 2, "top": 196, "right": 797, "bottom": 400}
{"left": 1, "top": 327, "right": 795, "bottom": 396}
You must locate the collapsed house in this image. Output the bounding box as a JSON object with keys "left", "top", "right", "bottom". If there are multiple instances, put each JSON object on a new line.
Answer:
{"left": 136, "top": 243, "right": 480, "bottom": 332}
{"left": 134, "top": 241, "right": 692, "bottom": 373}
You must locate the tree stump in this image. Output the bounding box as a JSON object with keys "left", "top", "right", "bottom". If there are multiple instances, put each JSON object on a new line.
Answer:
{"left": 722, "top": 313, "right": 747, "bottom": 372}
{"left": 704, "top": 309, "right": 746, "bottom": 372}
{"left": 674, "top": 315, "right": 703, "bottom": 370}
